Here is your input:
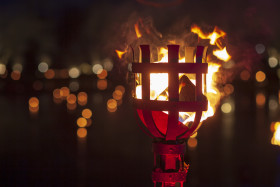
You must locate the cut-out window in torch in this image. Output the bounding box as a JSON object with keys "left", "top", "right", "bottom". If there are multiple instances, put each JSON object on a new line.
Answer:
{"left": 132, "top": 45, "right": 208, "bottom": 141}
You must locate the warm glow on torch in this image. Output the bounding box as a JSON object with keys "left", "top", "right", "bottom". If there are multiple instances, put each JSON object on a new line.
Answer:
{"left": 134, "top": 23, "right": 142, "bottom": 38}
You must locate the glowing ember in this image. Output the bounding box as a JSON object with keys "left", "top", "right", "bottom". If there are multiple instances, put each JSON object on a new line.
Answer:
{"left": 271, "top": 122, "right": 280, "bottom": 146}
{"left": 115, "top": 50, "right": 127, "bottom": 59}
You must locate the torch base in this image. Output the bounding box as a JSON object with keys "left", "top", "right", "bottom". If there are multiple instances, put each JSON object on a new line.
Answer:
{"left": 152, "top": 141, "right": 188, "bottom": 187}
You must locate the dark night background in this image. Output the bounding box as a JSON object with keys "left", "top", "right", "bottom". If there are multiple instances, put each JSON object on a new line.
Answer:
{"left": 0, "top": 0, "right": 280, "bottom": 186}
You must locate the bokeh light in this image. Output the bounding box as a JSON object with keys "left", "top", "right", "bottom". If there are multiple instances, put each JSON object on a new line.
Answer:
{"left": 255, "top": 71, "right": 266, "bottom": 82}
{"left": 103, "top": 59, "right": 113, "bottom": 71}
{"left": 113, "top": 90, "right": 123, "bottom": 100}
{"left": 187, "top": 138, "right": 197, "bottom": 148}
{"left": 256, "top": 93, "right": 266, "bottom": 108}
{"left": 69, "top": 67, "right": 80, "bottom": 78}
{"left": 107, "top": 99, "right": 117, "bottom": 112}
{"left": 82, "top": 109, "right": 92, "bottom": 119}
{"left": 11, "top": 71, "right": 21, "bottom": 80}
{"left": 0, "top": 64, "right": 6, "bottom": 75}
{"left": 77, "top": 92, "right": 88, "bottom": 106}
{"left": 269, "top": 97, "right": 278, "bottom": 111}
{"left": 97, "top": 79, "right": 107, "bottom": 90}
{"left": 69, "top": 81, "right": 79, "bottom": 92}
{"left": 221, "top": 102, "right": 232, "bottom": 114}
{"left": 97, "top": 69, "right": 108, "bottom": 79}
{"left": 44, "top": 69, "right": 55, "bottom": 79}
{"left": 67, "top": 94, "right": 77, "bottom": 104}
{"left": 92, "top": 64, "right": 103, "bottom": 74}
{"left": 60, "top": 87, "right": 70, "bottom": 98}
{"left": 255, "top": 44, "right": 265, "bottom": 54}
{"left": 77, "top": 117, "right": 87, "bottom": 127}
{"left": 29, "top": 97, "right": 39, "bottom": 108}
{"left": 77, "top": 128, "right": 87, "bottom": 138}
{"left": 240, "top": 70, "right": 251, "bottom": 81}
{"left": 268, "top": 57, "right": 278, "bottom": 68}
{"left": 38, "top": 62, "right": 49, "bottom": 73}
{"left": 223, "top": 84, "right": 234, "bottom": 95}
{"left": 80, "top": 63, "right": 92, "bottom": 75}
{"left": 115, "top": 85, "right": 125, "bottom": 95}
{"left": 12, "top": 63, "right": 23, "bottom": 72}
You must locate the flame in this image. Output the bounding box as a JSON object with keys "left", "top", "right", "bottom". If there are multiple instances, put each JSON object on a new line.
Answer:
{"left": 115, "top": 50, "right": 127, "bottom": 59}
{"left": 134, "top": 23, "right": 142, "bottom": 38}
{"left": 133, "top": 25, "right": 230, "bottom": 124}
{"left": 272, "top": 122, "right": 280, "bottom": 146}
{"left": 213, "top": 47, "right": 231, "bottom": 61}
{"left": 191, "top": 25, "right": 226, "bottom": 45}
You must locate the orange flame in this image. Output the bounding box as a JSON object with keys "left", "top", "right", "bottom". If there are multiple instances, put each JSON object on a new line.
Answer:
{"left": 213, "top": 47, "right": 231, "bottom": 61}
{"left": 134, "top": 23, "right": 142, "bottom": 38}
{"left": 191, "top": 25, "right": 226, "bottom": 45}
{"left": 115, "top": 50, "right": 127, "bottom": 59}
{"left": 272, "top": 122, "right": 280, "bottom": 146}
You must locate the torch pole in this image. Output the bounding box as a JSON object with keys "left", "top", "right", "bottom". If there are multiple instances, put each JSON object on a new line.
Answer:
{"left": 152, "top": 141, "right": 188, "bottom": 187}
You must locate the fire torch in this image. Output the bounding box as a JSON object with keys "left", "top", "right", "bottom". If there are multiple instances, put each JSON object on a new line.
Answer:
{"left": 132, "top": 44, "right": 208, "bottom": 186}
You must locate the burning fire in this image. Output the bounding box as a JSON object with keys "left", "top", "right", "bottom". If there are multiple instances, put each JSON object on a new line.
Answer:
{"left": 191, "top": 25, "right": 226, "bottom": 45}
{"left": 271, "top": 122, "right": 280, "bottom": 146}
{"left": 119, "top": 24, "right": 231, "bottom": 124}
{"left": 115, "top": 49, "right": 127, "bottom": 59}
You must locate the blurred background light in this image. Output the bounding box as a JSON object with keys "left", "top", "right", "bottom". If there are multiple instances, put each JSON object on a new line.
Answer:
{"left": 255, "top": 43, "right": 265, "bottom": 54}
{"left": 240, "top": 70, "right": 251, "bottom": 81}
{"left": 255, "top": 71, "right": 266, "bottom": 82}
{"left": 0, "top": 64, "right": 6, "bottom": 75}
{"left": 97, "top": 79, "right": 107, "bottom": 90}
{"left": 11, "top": 71, "right": 21, "bottom": 80}
{"left": 38, "top": 62, "right": 49, "bottom": 73}
{"left": 69, "top": 81, "right": 80, "bottom": 92}
{"left": 77, "top": 117, "right": 87, "bottom": 127}
{"left": 77, "top": 92, "right": 88, "bottom": 106}
{"left": 77, "top": 128, "right": 87, "bottom": 138}
{"left": 44, "top": 69, "right": 55, "bottom": 79}
{"left": 268, "top": 57, "right": 278, "bottom": 68}
{"left": 103, "top": 59, "right": 113, "bottom": 71}
{"left": 92, "top": 64, "right": 103, "bottom": 74}
{"left": 187, "top": 138, "right": 197, "bottom": 149}
{"left": 12, "top": 63, "right": 23, "bottom": 72}
{"left": 97, "top": 69, "right": 108, "bottom": 79}
{"left": 256, "top": 92, "right": 266, "bottom": 108}
{"left": 69, "top": 67, "right": 80, "bottom": 78}
{"left": 221, "top": 102, "right": 232, "bottom": 114}
{"left": 82, "top": 109, "right": 92, "bottom": 119}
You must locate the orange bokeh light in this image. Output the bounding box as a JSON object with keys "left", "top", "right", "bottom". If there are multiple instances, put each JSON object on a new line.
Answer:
{"left": 11, "top": 70, "right": 21, "bottom": 80}
{"left": 67, "top": 94, "right": 77, "bottom": 104}
{"left": 256, "top": 71, "right": 266, "bottom": 82}
{"left": 97, "top": 79, "right": 107, "bottom": 90}
{"left": 44, "top": 69, "right": 55, "bottom": 79}
{"left": 77, "top": 128, "right": 87, "bottom": 138}
{"left": 256, "top": 93, "right": 266, "bottom": 107}
{"left": 82, "top": 109, "right": 92, "bottom": 119}
{"left": 77, "top": 92, "right": 87, "bottom": 106}
{"left": 187, "top": 138, "right": 197, "bottom": 148}
{"left": 97, "top": 69, "right": 108, "bottom": 79}
{"left": 240, "top": 70, "right": 251, "bottom": 81}
{"left": 77, "top": 117, "right": 87, "bottom": 127}
{"left": 60, "top": 87, "right": 70, "bottom": 98}
{"left": 29, "top": 97, "right": 39, "bottom": 108}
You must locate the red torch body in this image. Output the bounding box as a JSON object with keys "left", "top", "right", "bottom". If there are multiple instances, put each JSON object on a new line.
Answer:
{"left": 132, "top": 45, "right": 208, "bottom": 186}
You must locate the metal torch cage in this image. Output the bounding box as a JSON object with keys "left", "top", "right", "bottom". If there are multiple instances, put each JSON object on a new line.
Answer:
{"left": 132, "top": 45, "right": 208, "bottom": 187}
{"left": 132, "top": 45, "right": 208, "bottom": 141}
